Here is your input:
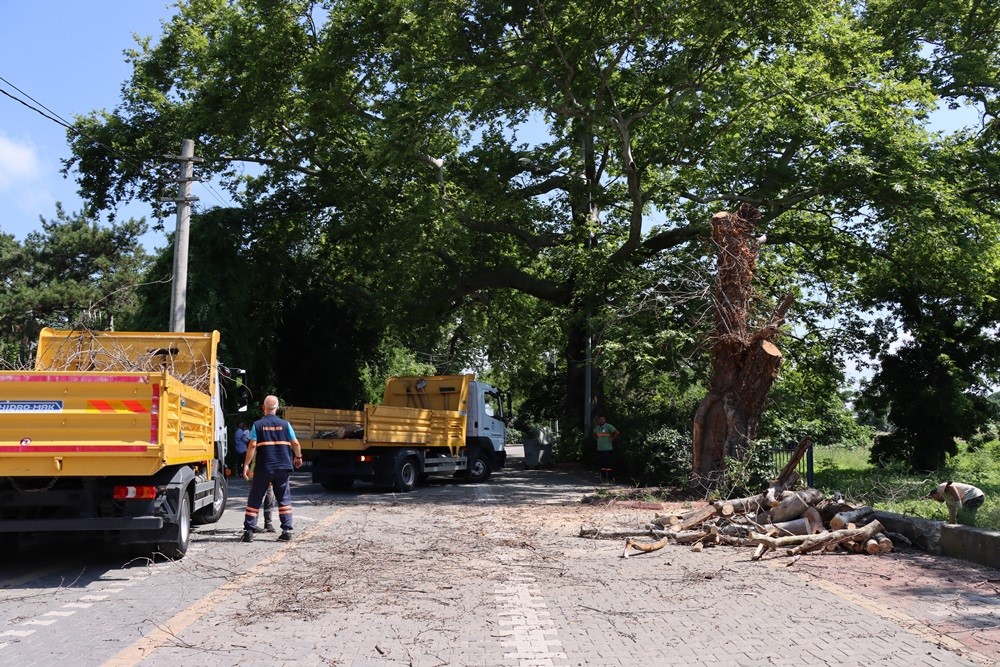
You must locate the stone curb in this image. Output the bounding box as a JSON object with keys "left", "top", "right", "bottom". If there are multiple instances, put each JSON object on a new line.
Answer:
{"left": 875, "top": 510, "right": 1000, "bottom": 570}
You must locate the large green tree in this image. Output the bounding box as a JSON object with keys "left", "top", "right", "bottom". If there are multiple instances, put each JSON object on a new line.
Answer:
{"left": 125, "top": 206, "right": 384, "bottom": 410}
{"left": 65, "top": 0, "right": 1000, "bottom": 464}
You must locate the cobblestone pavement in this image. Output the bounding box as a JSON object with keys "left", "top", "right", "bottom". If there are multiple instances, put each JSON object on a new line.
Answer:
{"left": 0, "top": 454, "right": 996, "bottom": 666}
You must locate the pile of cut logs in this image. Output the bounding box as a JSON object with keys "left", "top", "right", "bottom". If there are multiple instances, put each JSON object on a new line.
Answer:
{"left": 581, "top": 439, "right": 905, "bottom": 561}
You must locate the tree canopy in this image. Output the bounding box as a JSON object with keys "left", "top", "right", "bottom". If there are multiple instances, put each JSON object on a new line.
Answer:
{"left": 0, "top": 207, "right": 148, "bottom": 364}
{"left": 64, "top": 0, "right": 1000, "bottom": 469}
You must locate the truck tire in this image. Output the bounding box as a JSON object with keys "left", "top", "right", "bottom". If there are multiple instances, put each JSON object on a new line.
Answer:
{"left": 320, "top": 476, "right": 355, "bottom": 491}
{"left": 160, "top": 492, "right": 191, "bottom": 560}
{"left": 393, "top": 456, "right": 419, "bottom": 492}
{"left": 468, "top": 453, "right": 493, "bottom": 483}
{"left": 193, "top": 464, "right": 228, "bottom": 525}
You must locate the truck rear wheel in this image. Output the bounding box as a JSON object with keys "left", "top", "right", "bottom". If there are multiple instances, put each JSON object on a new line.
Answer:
{"left": 193, "top": 463, "right": 228, "bottom": 525}
{"left": 160, "top": 493, "right": 191, "bottom": 560}
{"left": 393, "top": 456, "right": 418, "bottom": 492}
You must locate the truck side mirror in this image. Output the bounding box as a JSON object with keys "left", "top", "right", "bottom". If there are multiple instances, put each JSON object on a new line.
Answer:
{"left": 237, "top": 385, "right": 250, "bottom": 412}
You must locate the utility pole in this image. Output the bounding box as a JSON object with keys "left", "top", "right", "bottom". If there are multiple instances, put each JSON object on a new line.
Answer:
{"left": 164, "top": 139, "right": 202, "bottom": 332}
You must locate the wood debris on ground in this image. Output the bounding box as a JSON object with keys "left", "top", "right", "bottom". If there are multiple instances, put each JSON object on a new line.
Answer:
{"left": 580, "top": 438, "right": 895, "bottom": 561}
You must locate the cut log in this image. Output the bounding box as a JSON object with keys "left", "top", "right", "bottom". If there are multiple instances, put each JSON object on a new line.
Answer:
{"left": 788, "top": 519, "right": 885, "bottom": 556}
{"left": 830, "top": 507, "right": 874, "bottom": 531}
{"left": 749, "top": 532, "right": 810, "bottom": 551}
{"left": 715, "top": 494, "right": 768, "bottom": 516}
{"left": 803, "top": 507, "right": 824, "bottom": 534}
{"left": 671, "top": 504, "right": 720, "bottom": 531}
{"left": 865, "top": 538, "right": 880, "bottom": 555}
{"left": 719, "top": 523, "right": 752, "bottom": 538}
{"left": 766, "top": 507, "right": 824, "bottom": 536}
{"left": 766, "top": 470, "right": 800, "bottom": 505}
{"left": 815, "top": 498, "right": 856, "bottom": 524}
{"left": 674, "top": 527, "right": 722, "bottom": 544}
{"left": 766, "top": 517, "right": 812, "bottom": 536}
{"left": 579, "top": 526, "right": 652, "bottom": 540}
{"left": 774, "top": 436, "right": 811, "bottom": 488}
{"left": 769, "top": 488, "right": 824, "bottom": 523}
{"left": 874, "top": 533, "right": 893, "bottom": 553}
{"left": 622, "top": 536, "right": 669, "bottom": 558}
{"left": 673, "top": 529, "right": 711, "bottom": 544}
{"left": 652, "top": 513, "right": 682, "bottom": 527}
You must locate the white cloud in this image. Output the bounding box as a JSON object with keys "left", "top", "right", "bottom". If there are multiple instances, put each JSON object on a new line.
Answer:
{"left": 0, "top": 133, "right": 42, "bottom": 189}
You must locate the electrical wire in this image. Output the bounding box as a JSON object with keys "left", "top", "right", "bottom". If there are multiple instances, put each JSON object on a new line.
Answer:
{"left": 0, "top": 74, "right": 232, "bottom": 210}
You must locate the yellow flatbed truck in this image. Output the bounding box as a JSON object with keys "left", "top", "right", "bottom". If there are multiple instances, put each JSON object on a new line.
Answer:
{"left": 286, "top": 374, "right": 508, "bottom": 492}
{"left": 0, "top": 328, "right": 240, "bottom": 559}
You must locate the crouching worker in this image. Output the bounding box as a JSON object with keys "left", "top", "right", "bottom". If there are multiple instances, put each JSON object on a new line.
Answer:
{"left": 928, "top": 481, "right": 985, "bottom": 524}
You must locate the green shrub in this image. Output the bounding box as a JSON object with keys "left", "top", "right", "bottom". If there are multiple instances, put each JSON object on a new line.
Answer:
{"left": 616, "top": 426, "right": 692, "bottom": 488}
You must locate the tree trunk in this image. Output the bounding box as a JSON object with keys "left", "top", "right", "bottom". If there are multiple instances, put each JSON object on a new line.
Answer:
{"left": 691, "top": 205, "right": 793, "bottom": 477}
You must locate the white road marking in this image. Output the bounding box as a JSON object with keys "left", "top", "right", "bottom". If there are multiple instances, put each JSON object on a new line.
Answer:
{"left": 495, "top": 577, "right": 567, "bottom": 666}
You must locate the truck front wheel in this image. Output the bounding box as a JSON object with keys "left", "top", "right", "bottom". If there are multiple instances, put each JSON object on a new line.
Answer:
{"left": 393, "top": 456, "right": 419, "bottom": 492}
{"left": 468, "top": 453, "right": 493, "bottom": 483}
{"left": 160, "top": 493, "right": 191, "bottom": 560}
{"left": 193, "top": 463, "right": 228, "bottom": 525}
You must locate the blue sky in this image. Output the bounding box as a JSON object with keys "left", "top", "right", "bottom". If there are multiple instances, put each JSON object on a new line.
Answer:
{"left": 0, "top": 2, "right": 223, "bottom": 252}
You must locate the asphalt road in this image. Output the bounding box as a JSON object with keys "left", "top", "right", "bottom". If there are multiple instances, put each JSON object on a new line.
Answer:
{"left": 0, "top": 452, "right": 993, "bottom": 666}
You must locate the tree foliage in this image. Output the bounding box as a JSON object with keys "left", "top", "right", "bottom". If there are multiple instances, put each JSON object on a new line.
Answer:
{"left": 125, "top": 207, "right": 385, "bottom": 410}
{"left": 0, "top": 207, "right": 148, "bottom": 363}
{"left": 64, "top": 0, "right": 1000, "bottom": 468}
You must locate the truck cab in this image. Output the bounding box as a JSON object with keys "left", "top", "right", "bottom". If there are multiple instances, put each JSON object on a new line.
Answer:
{"left": 465, "top": 380, "right": 508, "bottom": 475}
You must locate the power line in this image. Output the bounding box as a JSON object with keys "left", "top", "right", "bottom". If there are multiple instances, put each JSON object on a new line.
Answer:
{"left": 0, "top": 74, "right": 76, "bottom": 129}
{"left": 0, "top": 87, "right": 73, "bottom": 131}
{"left": 0, "top": 74, "right": 232, "bottom": 210}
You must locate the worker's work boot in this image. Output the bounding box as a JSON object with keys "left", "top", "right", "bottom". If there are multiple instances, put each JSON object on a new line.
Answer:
{"left": 240, "top": 530, "right": 253, "bottom": 543}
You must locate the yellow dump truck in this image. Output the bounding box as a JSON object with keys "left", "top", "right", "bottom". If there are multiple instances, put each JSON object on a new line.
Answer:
{"left": 0, "top": 328, "right": 242, "bottom": 558}
{"left": 286, "top": 374, "right": 508, "bottom": 492}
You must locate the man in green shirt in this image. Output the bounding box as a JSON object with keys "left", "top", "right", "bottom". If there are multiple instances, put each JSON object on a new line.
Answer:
{"left": 593, "top": 415, "right": 620, "bottom": 483}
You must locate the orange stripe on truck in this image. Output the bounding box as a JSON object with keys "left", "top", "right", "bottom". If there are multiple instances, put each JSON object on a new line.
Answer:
{"left": 87, "top": 399, "right": 152, "bottom": 414}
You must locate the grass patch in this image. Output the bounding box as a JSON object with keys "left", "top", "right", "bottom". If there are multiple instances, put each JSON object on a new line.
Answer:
{"left": 813, "top": 441, "right": 1000, "bottom": 531}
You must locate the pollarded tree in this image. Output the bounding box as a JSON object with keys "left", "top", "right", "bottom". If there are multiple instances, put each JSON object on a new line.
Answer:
{"left": 64, "top": 0, "right": 1000, "bottom": 469}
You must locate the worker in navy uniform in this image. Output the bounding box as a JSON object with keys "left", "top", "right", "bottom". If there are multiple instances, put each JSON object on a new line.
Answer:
{"left": 241, "top": 395, "right": 303, "bottom": 542}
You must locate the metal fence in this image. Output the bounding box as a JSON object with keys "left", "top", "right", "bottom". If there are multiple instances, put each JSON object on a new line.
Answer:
{"left": 769, "top": 443, "right": 814, "bottom": 487}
